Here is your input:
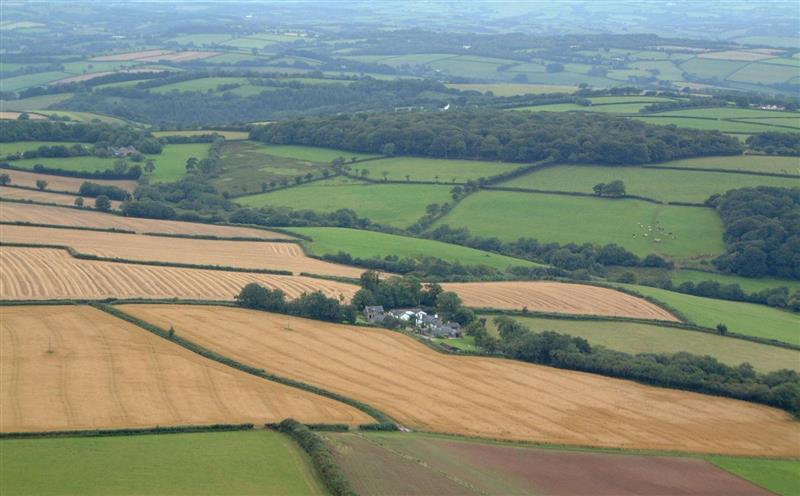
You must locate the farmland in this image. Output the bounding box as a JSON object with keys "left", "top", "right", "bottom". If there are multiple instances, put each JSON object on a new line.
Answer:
{"left": 670, "top": 269, "right": 800, "bottom": 293}
{"left": 500, "top": 165, "right": 800, "bottom": 203}
{"left": 0, "top": 247, "right": 358, "bottom": 301}
{"left": 0, "top": 169, "right": 136, "bottom": 192}
{"left": 655, "top": 155, "right": 800, "bottom": 175}
{"left": 0, "top": 431, "right": 326, "bottom": 495}
{"left": 0, "top": 305, "right": 370, "bottom": 432}
{"left": 432, "top": 191, "right": 726, "bottom": 259}
{"left": 0, "top": 202, "right": 290, "bottom": 239}
{"left": 356, "top": 157, "right": 522, "bottom": 182}
{"left": 0, "top": 224, "right": 365, "bottom": 277}
{"left": 238, "top": 177, "right": 453, "bottom": 227}
{"left": 617, "top": 284, "right": 800, "bottom": 345}
{"left": 492, "top": 316, "right": 800, "bottom": 372}
{"left": 288, "top": 226, "right": 541, "bottom": 270}
{"left": 327, "top": 432, "right": 784, "bottom": 496}
{"left": 152, "top": 130, "right": 249, "bottom": 140}
{"left": 0, "top": 187, "right": 121, "bottom": 209}
{"left": 441, "top": 281, "right": 678, "bottom": 320}
{"left": 122, "top": 304, "right": 800, "bottom": 456}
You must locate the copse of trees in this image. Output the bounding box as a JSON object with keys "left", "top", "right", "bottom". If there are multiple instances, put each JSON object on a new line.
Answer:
{"left": 709, "top": 187, "right": 800, "bottom": 280}
{"left": 251, "top": 109, "right": 743, "bottom": 165}
{"left": 746, "top": 132, "right": 800, "bottom": 156}
{"left": 470, "top": 317, "right": 800, "bottom": 416}
{"left": 235, "top": 283, "right": 356, "bottom": 323}
{"left": 78, "top": 182, "right": 130, "bottom": 201}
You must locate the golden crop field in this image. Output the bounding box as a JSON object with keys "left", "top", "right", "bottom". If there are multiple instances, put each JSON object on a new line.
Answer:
{"left": 125, "top": 304, "right": 800, "bottom": 457}
{"left": 0, "top": 169, "right": 137, "bottom": 192}
{"left": 1, "top": 225, "right": 365, "bottom": 277}
{"left": 0, "top": 202, "right": 292, "bottom": 239}
{"left": 0, "top": 305, "right": 371, "bottom": 432}
{"left": 1, "top": 187, "right": 122, "bottom": 209}
{"left": 0, "top": 247, "right": 358, "bottom": 301}
{"left": 442, "top": 281, "right": 679, "bottom": 321}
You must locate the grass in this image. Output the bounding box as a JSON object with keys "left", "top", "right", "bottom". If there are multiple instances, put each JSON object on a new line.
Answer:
{"left": 0, "top": 141, "right": 84, "bottom": 156}
{"left": 616, "top": 283, "right": 800, "bottom": 345}
{"left": 237, "top": 176, "right": 453, "bottom": 227}
{"left": 652, "top": 108, "right": 800, "bottom": 119}
{"left": 679, "top": 58, "right": 748, "bottom": 79}
{"left": 631, "top": 116, "right": 780, "bottom": 133}
{"left": 28, "top": 110, "right": 132, "bottom": 126}
{"left": 152, "top": 130, "right": 249, "bottom": 140}
{"left": 0, "top": 93, "right": 72, "bottom": 111}
{"left": 0, "top": 71, "right": 72, "bottom": 91}
{"left": 728, "top": 63, "right": 799, "bottom": 84}
{"left": 288, "top": 226, "right": 542, "bottom": 270}
{"left": 446, "top": 83, "right": 577, "bottom": 95}
{"left": 0, "top": 431, "right": 325, "bottom": 496}
{"left": 490, "top": 315, "right": 799, "bottom": 372}
{"left": 255, "top": 145, "right": 378, "bottom": 163}
{"left": 671, "top": 269, "right": 800, "bottom": 293}
{"left": 433, "top": 191, "right": 726, "bottom": 260}
{"left": 358, "top": 157, "right": 522, "bottom": 182}
{"left": 708, "top": 457, "right": 800, "bottom": 496}
{"left": 500, "top": 164, "right": 800, "bottom": 203}
{"left": 149, "top": 77, "right": 253, "bottom": 94}
{"left": 654, "top": 155, "right": 800, "bottom": 175}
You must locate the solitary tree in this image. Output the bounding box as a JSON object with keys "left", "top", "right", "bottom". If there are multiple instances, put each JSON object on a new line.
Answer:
{"left": 144, "top": 159, "right": 156, "bottom": 175}
{"left": 0, "top": 173, "right": 10, "bottom": 185}
{"left": 74, "top": 197, "right": 84, "bottom": 207}
{"left": 113, "top": 158, "right": 127, "bottom": 175}
{"left": 36, "top": 179, "right": 48, "bottom": 191}
{"left": 94, "top": 195, "right": 111, "bottom": 211}
{"left": 360, "top": 169, "right": 369, "bottom": 178}
{"left": 602, "top": 180, "right": 626, "bottom": 197}
{"left": 185, "top": 157, "right": 198, "bottom": 173}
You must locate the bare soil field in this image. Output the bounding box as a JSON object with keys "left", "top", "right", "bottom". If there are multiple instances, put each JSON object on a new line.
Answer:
{"left": 0, "top": 202, "right": 292, "bottom": 239}
{"left": 0, "top": 111, "right": 47, "bottom": 120}
{"left": 329, "top": 433, "right": 774, "bottom": 496}
{"left": 0, "top": 305, "right": 370, "bottom": 432}
{"left": 0, "top": 247, "right": 358, "bottom": 301}
{"left": 443, "top": 281, "right": 678, "bottom": 321}
{"left": 124, "top": 305, "right": 800, "bottom": 456}
{"left": 1, "top": 225, "right": 365, "bottom": 277}
{"left": 1, "top": 188, "right": 122, "bottom": 209}
{"left": 0, "top": 169, "right": 136, "bottom": 192}
{"left": 92, "top": 50, "right": 173, "bottom": 61}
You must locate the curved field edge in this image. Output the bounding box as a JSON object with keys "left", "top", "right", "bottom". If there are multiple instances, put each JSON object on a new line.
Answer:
{"left": 120, "top": 304, "right": 800, "bottom": 457}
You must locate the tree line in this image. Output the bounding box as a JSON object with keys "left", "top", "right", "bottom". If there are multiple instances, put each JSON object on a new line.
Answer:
{"left": 252, "top": 109, "right": 743, "bottom": 165}
{"left": 0, "top": 120, "right": 163, "bottom": 154}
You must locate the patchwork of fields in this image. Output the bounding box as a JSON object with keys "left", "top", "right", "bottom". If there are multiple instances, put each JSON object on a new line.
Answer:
{"left": 0, "top": 187, "right": 122, "bottom": 209}
{"left": 123, "top": 304, "right": 800, "bottom": 456}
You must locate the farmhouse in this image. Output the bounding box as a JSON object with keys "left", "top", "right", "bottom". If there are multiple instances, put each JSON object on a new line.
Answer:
{"left": 112, "top": 145, "right": 138, "bottom": 157}
{"left": 363, "top": 305, "right": 385, "bottom": 324}
{"left": 385, "top": 308, "right": 462, "bottom": 338}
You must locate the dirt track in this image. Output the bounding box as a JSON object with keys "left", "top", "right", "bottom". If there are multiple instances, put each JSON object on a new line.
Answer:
{"left": 1, "top": 225, "right": 365, "bottom": 277}
{"left": 0, "top": 202, "right": 293, "bottom": 239}
{"left": 0, "top": 305, "right": 370, "bottom": 432}
{"left": 443, "top": 281, "right": 679, "bottom": 321}
{"left": 124, "top": 304, "right": 800, "bottom": 456}
{"left": 0, "top": 247, "right": 358, "bottom": 301}
{"left": 1, "top": 187, "right": 122, "bottom": 209}
{"left": 0, "top": 169, "right": 136, "bottom": 192}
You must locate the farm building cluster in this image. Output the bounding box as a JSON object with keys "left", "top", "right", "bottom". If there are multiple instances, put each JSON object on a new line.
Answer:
{"left": 363, "top": 306, "right": 462, "bottom": 338}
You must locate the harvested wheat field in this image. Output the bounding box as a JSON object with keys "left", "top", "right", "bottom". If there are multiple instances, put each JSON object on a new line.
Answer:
{"left": 91, "top": 50, "right": 173, "bottom": 61}
{"left": 0, "top": 247, "right": 358, "bottom": 301}
{"left": 1, "top": 225, "right": 364, "bottom": 277}
{"left": 138, "top": 51, "right": 219, "bottom": 62}
{"left": 0, "top": 169, "right": 136, "bottom": 193}
{"left": 0, "top": 112, "right": 47, "bottom": 120}
{"left": 0, "top": 305, "right": 370, "bottom": 432}
{"left": 443, "top": 281, "right": 678, "bottom": 321}
{"left": 0, "top": 202, "right": 292, "bottom": 239}
{"left": 125, "top": 304, "right": 800, "bottom": 456}
{"left": 1, "top": 188, "right": 122, "bottom": 209}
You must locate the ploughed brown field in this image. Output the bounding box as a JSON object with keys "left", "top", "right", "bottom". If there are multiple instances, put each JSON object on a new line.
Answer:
{"left": 0, "top": 202, "right": 292, "bottom": 239}
{"left": 0, "top": 169, "right": 137, "bottom": 192}
{"left": 1, "top": 225, "right": 366, "bottom": 277}
{"left": 0, "top": 247, "right": 358, "bottom": 301}
{"left": 443, "top": 281, "right": 679, "bottom": 321}
{"left": 124, "top": 304, "right": 800, "bottom": 456}
{"left": 1, "top": 187, "right": 122, "bottom": 209}
{"left": 0, "top": 305, "right": 371, "bottom": 432}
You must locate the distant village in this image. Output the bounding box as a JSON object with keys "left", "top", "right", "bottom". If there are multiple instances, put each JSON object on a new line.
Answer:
{"left": 363, "top": 306, "right": 462, "bottom": 339}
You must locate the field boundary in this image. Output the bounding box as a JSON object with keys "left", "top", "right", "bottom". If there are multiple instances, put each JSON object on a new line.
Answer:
{"left": 0, "top": 423, "right": 255, "bottom": 440}
{"left": 642, "top": 164, "right": 800, "bottom": 178}
{"left": 93, "top": 303, "right": 396, "bottom": 424}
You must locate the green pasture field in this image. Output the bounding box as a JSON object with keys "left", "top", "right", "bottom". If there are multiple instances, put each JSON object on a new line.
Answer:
{"left": 652, "top": 107, "right": 800, "bottom": 120}
{"left": 728, "top": 63, "right": 799, "bottom": 84}
{"left": 149, "top": 77, "right": 251, "bottom": 93}
{"left": 30, "top": 110, "right": 132, "bottom": 126}
{"left": 446, "top": 83, "right": 577, "bottom": 95}
{"left": 222, "top": 37, "right": 278, "bottom": 50}
{"left": 358, "top": 157, "right": 522, "bottom": 182}
{"left": 733, "top": 35, "right": 800, "bottom": 48}
{"left": 761, "top": 58, "right": 800, "bottom": 67}
{"left": 735, "top": 117, "right": 800, "bottom": 130}
{"left": 670, "top": 269, "right": 800, "bottom": 293}
{"left": 93, "top": 79, "right": 147, "bottom": 90}
{"left": 288, "top": 226, "right": 541, "bottom": 270}
{"left": 708, "top": 457, "right": 800, "bottom": 496}
{"left": 0, "top": 431, "right": 325, "bottom": 496}
{"left": 606, "top": 68, "right": 653, "bottom": 81}
{"left": 8, "top": 155, "right": 130, "bottom": 173}
{"left": 500, "top": 164, "right": 800, "bottom": 203}
{"left": 678, "top": 58, "right": 748, "bottom": 79}
{"left": 489, "top": 315, "right": 799, "bottom": 372}
{"left": 631, "top": 116, "right": 778, "bottom": 133}
{"left": 204, "top": 53, "right": 274, "bottom": 64}
{"left": 0, "top": 71, "right": 72, "bottom": 91}
{"left": 168, "top": 33, "right": 234, "bottom": 45}
{"left": 237, "top": 176, "right": 452, "bottom": 227}
{"left": 152, "top": 130, "right": 249, "bottom": 140}
{"left": 513, "top": 102, "right": 655, "bottom": 113}
{"left": 371, "top": 53, "right": 457, "bottom": 66}
{"left": 255, "top": 144, "right": 378, "bottom": 163}
{"left": 588, "top": 96, "right": 677, "bottom": 104}
{"left": 616, "top": 283, "right": 800, "bottom": 345}
{"left": 433, "top": 191, "right": 725, "bottom": 259}
{"left": 654, "top": 155, "right": 800, "bottom": 175}
{"left": 0, "top": 93, "right": 72, "bottom": 111}
{"left": 629, "top": 60, "right": 685, "bottom": 80}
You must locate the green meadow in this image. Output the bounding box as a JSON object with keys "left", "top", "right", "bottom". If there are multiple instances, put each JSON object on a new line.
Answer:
{"left": 654, "top": 155, "right": 800, "bottom": 175}
{"left": 708, "top": 457, "right": 800, "bottom": 496}
{"left": 237, "top": 176, "right": 453, "bottom": 227}
{"left": 616, "top": 283, "right": 800, "bottom": 345}
{"left": 501, "top": 164, "right": 800, "bottom": 203}
{"left": 288, "top": 226, "right": 541, "bottom": 270}
{"left": 670, "top": 269, "right": 800, "bottom": 293}
{"left": 492, "top": 316, "right": 799, "bottom": 372}
{"left": 0, "top": 431, "right": 325, "bottom": 496}
{"left": 255, "top": 144, "right": 379, "bottom": 163}
{"left": 434, "top": 191, "right": 726, "bottom": 259}
{"left": 631, "top": 116, "right": 777, "bottom": 133}
{"left": 358, "top": 157, "right": 522, "bottom": 182}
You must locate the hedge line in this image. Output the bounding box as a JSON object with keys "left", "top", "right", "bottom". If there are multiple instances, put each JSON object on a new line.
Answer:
{"left": 0, "top": 162, "right": 140, "bottom": 180}
{"left": 482, "top": 185, "right": 668, "bottom": 205}
{"left": 143, "top": 232, "right": 300, "bottom": 243}
{"left": 271, "top": 419, "right": 357, "bottom": 496}
{"left": 643, "top": 164, "right": 800, "bottom": 179}
{"left": 0, "top": 220, "right": 135, "bottom": 234}
{"left": 0, "top": 423, "right": 254, "bottom": 440}
{"left": 0, "top": 183, "right": 82, "bottom": 197}
{"left": 93, "top": 304, "right": 395, "bottom": 424}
